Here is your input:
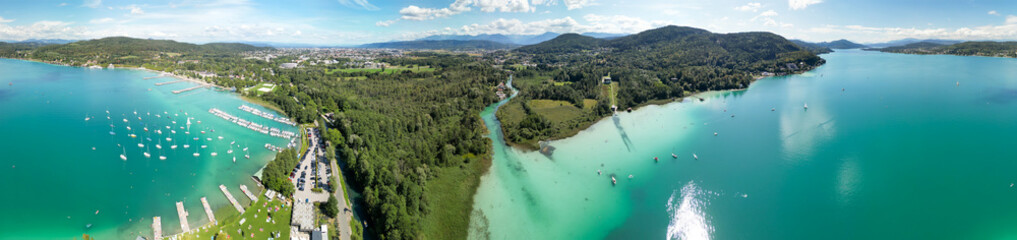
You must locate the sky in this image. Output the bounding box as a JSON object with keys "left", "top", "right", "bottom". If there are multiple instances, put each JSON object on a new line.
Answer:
{"left": 1, "top": 0, "right": 1017, "bottom": 45}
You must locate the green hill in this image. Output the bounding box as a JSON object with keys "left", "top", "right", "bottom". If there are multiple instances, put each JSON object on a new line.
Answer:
{"left": 789, "top": 39, "right": 834, "bottom": 54}
{"left": 817, "top": 39, "right": 867, "bottom": 49}
{"left": 22, "top": 37, "right": 269, "bottom": 65}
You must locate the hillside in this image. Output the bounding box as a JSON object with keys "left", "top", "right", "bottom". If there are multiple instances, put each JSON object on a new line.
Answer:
{"left": 359, "top": 40, "right": 516, "bottom": 50}
{"left": 866, "top": 38, "right": 962, "bottom": 48}
{"left": 817, "top": 39, "right": 866, "bottom": 49}
{"left": 789, "top": 39, "right": 834, "bottom": 54}
{"left": 872, "top": 41, "right": 1017, "bottom": 58}
{"left": 23, "top": 37, "right": 269, "bottom": 65}
{"left": 502, "top": 25, "right": 824, "bottom": 148}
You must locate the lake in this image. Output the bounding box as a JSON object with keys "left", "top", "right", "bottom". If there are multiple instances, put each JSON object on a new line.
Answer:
{"left": 470, "top": 50, "right": 1017, "bottom": 239}
{"left": 0, "top": 59, "right": 297, "bottom": 239}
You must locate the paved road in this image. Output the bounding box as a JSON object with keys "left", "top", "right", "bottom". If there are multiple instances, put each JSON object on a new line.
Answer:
{"left": 331, "top": 155, "right": 353, "bottom": 240}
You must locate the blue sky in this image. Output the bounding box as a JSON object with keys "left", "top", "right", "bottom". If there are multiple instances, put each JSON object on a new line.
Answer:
{"left": 0, "top": 0, "right": 1016, "bottom": 45}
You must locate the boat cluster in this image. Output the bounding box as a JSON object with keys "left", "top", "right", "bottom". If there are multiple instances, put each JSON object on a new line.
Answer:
{"left": 239, "top": 105, "right": 297, "bottom": 126}
{"left": 209, "top": 108, "right": 296, "bottom": 139}
{"left": 100, "top": 109, "right": 252, "bottom": 162}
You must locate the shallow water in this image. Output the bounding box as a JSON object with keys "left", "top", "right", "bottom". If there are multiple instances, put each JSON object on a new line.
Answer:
{"left": 470, "top": 50, "right": 1017, "bottom": 239}
{"left": 0, "top": 59, "right": 296, "bottom": 239}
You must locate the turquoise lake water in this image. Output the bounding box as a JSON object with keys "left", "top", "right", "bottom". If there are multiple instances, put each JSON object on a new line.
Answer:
{"left": 0, "top": 59, "right": 296, "bottom": 239}
{"left": 470, "top": 50, "right": 1017, "bottom": 239}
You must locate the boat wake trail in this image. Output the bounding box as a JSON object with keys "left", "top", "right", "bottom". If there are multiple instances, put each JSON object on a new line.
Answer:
{"left": 666, "top": 181, "right": 713, "bottom": 240}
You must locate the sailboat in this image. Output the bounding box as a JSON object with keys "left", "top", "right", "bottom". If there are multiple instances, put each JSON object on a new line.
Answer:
{"left": 155, "top": 138, "right": 162, "bottom": 149}
{"left": 120, "top": 147, "right": 127, "bottom": 161}
{"left": 803, "top": 103, "right": 808, "bottom": 110}
{"left": 693, "top": 153, "right": 699, "bottom": 160}
{"left": 159, "top": 155, "right": 167, "bottom": 160}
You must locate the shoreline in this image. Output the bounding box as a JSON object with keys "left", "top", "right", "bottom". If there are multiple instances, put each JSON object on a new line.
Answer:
{"left": 497, "top": 67, "right": 818, "bottom": 152}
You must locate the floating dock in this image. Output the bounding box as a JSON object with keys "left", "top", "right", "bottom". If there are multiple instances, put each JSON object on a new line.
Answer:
{"left": 155, "top": 80, "right": 185, "bottom": 86}
{"left": 220, "top": 184, "right": 245, "bottom": 213}
{"left": 201, "top": 197, "right": 216, "bottom": 225}
{"left": 240, "top": 184, "right": 258, "bottom": 203}
{"left": 152, "top": 216, "right": 162, "bottom": 240}
{"left": 172, "top": 85, "right": 204, "bottom": 94}
{"left": 176, "top": 201, "right": 190, "bottom": 233}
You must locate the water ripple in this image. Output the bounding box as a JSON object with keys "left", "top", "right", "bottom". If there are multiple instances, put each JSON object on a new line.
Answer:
{"left": 666, "top": 181, "right": 714, "bottom": 240}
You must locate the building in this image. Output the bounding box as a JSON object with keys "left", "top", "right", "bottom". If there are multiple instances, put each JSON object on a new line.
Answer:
{"left": 292, "top": 201, "right": 315, "bottom": 231}
{"left": 280, "top": 63, "right": 299, "bottom": 69}
{"left": 602, "top": 76, "right": 612, "bottom": 84}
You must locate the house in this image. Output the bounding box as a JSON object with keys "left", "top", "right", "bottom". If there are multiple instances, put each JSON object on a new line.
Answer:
{"left": 280, "top": 63, "right": 299, "bottom": 69}
{"left": 602, "top": 76, "right": 612, "bottom": 84}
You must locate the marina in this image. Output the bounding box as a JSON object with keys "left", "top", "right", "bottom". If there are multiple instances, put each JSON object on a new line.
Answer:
{"left": 239, "top": 104, "right": 297, "bottom": 126}
{"left": 219, "top": 184, "right": 245, "bottom": 214}
{"left": 208, "top": 108, "right": 296, "bottom": 139}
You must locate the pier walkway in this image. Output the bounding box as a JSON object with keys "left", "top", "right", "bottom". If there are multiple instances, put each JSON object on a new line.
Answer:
{"left": 176, "top": 201, "right": 190, "bottom": 233}
{"left": 240, "top": 184, "right": 258, "bottom": 203}
{"left": 155, "top": 80, "right": 185, "bottom": 86}
{"left": 220, "top": 184, "right": 245, "bottom": 213}
{"left": 152, "top": 216, "right": 162, "bottom": 240}
{"left": 201, "top": 197, "right": 216, "bottom": 225}
{"left": 172, "top": 85, "right": 205, "bottom": 94}
{"left": 144, "top": 75, "right": 171, "bottom": 80}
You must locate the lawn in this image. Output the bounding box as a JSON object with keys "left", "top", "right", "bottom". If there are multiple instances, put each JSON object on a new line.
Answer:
{"left": 244, "top": 82, "right": 276, "bottom": 96}
{"left": 176, "top": 195, "right": 292, "bottom": 240}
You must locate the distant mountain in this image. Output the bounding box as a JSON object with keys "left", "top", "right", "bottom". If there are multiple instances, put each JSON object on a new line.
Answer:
{"left": 359, "top": 40, "right": 517, "bottom": 50}
{"left": 579, "top": 32, "right": 627, "bottom": 39}
{"left": 236, "top": 41, "right": 343, "bottom": 48}
{"left": 514, "top": 33, "right": 603, "bottom": 54}
{"left": 866, "top": 38, "right": 962, "bottom": 48}
{"left": 25, "top": 37, "right": 269, "bottom": 59}
{"left": 16, "top": 39, "right": 78, "bottom": 45}
{"left": 870, "top": 41, "right": 946, "bottom": 52}
{"left": 415, "top": 32, "right": 629, "bottom": 46}
{"left": 816, "top": 39, "right": 867, "bottom": 49}
{"left": 789, "top": 39, "right": 833, "bottom": 54}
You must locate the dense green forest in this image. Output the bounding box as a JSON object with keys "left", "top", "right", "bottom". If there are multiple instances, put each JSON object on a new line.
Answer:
{"left": 500, "top": 25, "right": 825, "bottom": 148}
{"left": 263, "top": 148, "right": 300, "bottom": 196}
{"left": 789, "top": 39, "right": 834, "bottom": 54}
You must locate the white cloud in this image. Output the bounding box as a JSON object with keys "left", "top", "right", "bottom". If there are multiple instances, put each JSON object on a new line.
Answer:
{"left": 788, "top": 0, "right": 821, "bottom": 10}
{"left": 563, "top": 0, "right": 595, "bottom": 10}
{"left": 0, "top": 21, "right": 85, "bottom": 41}
{"left": 1008, "top": 15, "right": 1017, "bottom": 24}
{"left": 759, "top": 10, "right": 778, "bottom": 17}
{"left": 83, "top": 0, "right": 101, "bottom": 8}
{"left": 58, "top": 3, "right": 68, "bottom": 7}
{"left": 375, "top": 19, "right": 398, "bottom": 27}
{"left": 989, "top": 10, "right": 999, "bottom": 16}
{"left": 337, "top": 0, "right": 378, "bottom": 10}
{"left": 89, "top": 18, "right": 114, "bottom": 24}
{"left": 398, "top": 0, "right": 538, "bottom": 21}
{"left": 806, "top": 15, "right": 1017, "bottom": 42}
{"left": 127, "top": 5, "right": 145, "bottom": 15}
{"left": 734, "top": 2, "right": 762, "bottom": 12}
{"left": 0, "top": 17, "right": 14, "bottom": 23}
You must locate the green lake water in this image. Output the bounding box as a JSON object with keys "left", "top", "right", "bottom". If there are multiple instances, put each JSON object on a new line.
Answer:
{"left": 0, "top": 59, "right": 296, "bottom": 239}
{"left": 470, "top": 50, "right": 1017, "bottom": 239}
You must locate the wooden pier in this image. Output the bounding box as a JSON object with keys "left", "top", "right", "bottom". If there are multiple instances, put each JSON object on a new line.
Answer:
{"left": 152, "top": 216, "right": 162, "bottom": 240}
{"left": 176, "top": 201, "right": 190, "bottom": 233}
{"left": 172, "top": 85, "right": 204, "bottom": 94}
{"left": 220, "top": 184, "right": 245, "bottom": 213}
{"left": 155, "top": 80, "right": 185, "bottom": 86}
{"left": 144, "top": 75, "right": 171, "bottom": 80}
{"left": 201, "top": 197, "right": 216, "bottom": 225}
{"left": 240, "top": 184, "right": 258, "bottom": 203}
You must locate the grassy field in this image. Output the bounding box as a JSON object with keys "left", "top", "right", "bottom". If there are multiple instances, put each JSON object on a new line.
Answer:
{"left": 244, "top": 82, "right": 276, "bottom": 95}
{"left": 419, "top": 154, "right": 490, "bottom": 240}
{"left": 498, "top": 98, "right": 600, "bottom": 149}
{"left": 176, "top": 195, "right": 292, "bottom": 240}
{"left": 326, "top": 65, "right": 435, "bottom": 74}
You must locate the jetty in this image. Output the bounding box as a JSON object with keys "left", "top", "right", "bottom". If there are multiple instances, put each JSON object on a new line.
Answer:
{"left": 172, "top": 85, "right": 204, "bottom": 94}
{"left": 154, "top": 80, "right": 185, "bottom": 86}
{"left": 152, "top": 216, "right": 162, "bottom": 240}
{"left": 201, "top": 197, "right": 216, "bottom": 225}
{"left": 240, "top": 184, "right": 258, "bottom": 203}
{"left": 220, "top": 184, "right": 245, "bottom": 213}
{"left": 144, "top": 75, "right": 171, "bottom": 80}
{"left": 176, "top": 201, "right": 190, "bottom": 233}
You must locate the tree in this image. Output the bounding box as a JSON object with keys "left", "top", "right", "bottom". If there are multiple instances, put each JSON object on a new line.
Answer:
{"left": 321, "top": 195, "right": 340, "bottom": 218}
